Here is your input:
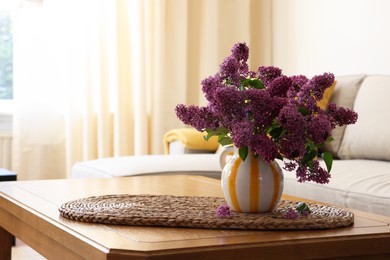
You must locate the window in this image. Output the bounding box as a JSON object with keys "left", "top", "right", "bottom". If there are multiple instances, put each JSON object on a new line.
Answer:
{"left": 0, "top": 9, "right": 12, "bottom": 100}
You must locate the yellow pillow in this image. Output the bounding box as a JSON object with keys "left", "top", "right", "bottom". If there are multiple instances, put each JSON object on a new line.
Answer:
{"left": 317, "top": 80, "right": 336, "bottom": 110}
{"left": 163, "top": 128, "right": 219, "bottom": 154}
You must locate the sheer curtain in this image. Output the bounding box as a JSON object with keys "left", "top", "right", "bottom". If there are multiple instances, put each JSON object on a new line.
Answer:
{"left": 12, "top": 0, "right": 272, "bottom": 180}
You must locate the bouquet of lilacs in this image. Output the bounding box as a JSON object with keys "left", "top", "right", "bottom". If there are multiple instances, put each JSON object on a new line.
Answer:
{"left": 175, "top": 42, "right": 357, "bottom": 184}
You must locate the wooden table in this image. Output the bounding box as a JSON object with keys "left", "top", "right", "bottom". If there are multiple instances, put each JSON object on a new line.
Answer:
{"left": 0, "top": 175, "right": 389, "bottom": 259}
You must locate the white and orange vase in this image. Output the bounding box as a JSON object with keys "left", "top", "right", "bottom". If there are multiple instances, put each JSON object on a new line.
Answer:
{"left": 219, "top": 146, "right": 284, "bottom": 213}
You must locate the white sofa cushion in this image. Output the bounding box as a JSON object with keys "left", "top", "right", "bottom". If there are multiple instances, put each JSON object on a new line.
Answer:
{"left": 324, "top": 74, "right": 365, "bottom": 157}
{"left": 338, "top": 75, "right": 390, "bottom": 160}
{"left": 282, "top": 159, "right": 390, "bottom": 216}
{"left": 71, "top": 154, "right": 222, "bottom": 179}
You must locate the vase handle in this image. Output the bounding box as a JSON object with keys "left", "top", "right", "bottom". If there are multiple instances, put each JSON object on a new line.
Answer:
{"left": 219, "top": 145, "right": 234, "bottom": 170}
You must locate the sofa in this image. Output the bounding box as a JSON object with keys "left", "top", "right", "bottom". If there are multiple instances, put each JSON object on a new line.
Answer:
{"left": 72, "top": 74, "right": 390, "bottom": 217}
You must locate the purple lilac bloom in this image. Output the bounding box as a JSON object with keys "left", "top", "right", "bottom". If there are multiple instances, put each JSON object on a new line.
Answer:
{"left": 307, "top": 114, "right": 332, "bottom": 144}
{"left": 267, "top": 75, "right": 293, "bottom": 98}
{"left": 219, "top": 56, "right": 241, "bottom": 85}
{"left": 231, "top": 120, "right": 254, "bottom": 148}
{"left": 175, "top": 43, "right": 358, "bottom": 185}
{"left": 212, "top": 86, "right": 246, "bottom": 126}
{"left": 296, "top": 82, "right": 320, "bottom": 112}
{"left": 216, "top": 204, "right": 232, "bottom": 218}
{"left": 231, "top": 42, "right": 250, "bottom": 76}
{"left": 201, "top": 74, "right": 222, "bottom": 103}
{"left": 288, "top": 75, "right": 309, "bottom": 99}
{"left": 245, "top": 89, "right": 285, "bottom": 130}
{"left": 257, "top": 66, "right": 282, "bottom": 85}
{"left": 327, "top": 103, "right": 358, "bottom": 127}
{"left": 175, "top": 104, "right": 219, "bottom": 131}
{"left": 295, "top": 160, "right": 330, "bottom": 184}
{"left": 248, "top": 70, "right": 257, "bottom": 78}
{"left": 250, "top": 134, "right": 279, "bottom": 163}
{"left": 296, "top": 73, "right": 334, "bottom": 112}
{"left": 283, "top": 208, "right": 299, "bottom": 219}
{"left": 301, "top": 210, "right": 311, "bottom": 217}
{"left": 309, "top": 160, "right": 331, "bottom": 184}
{"left": 277, "top": 103, "right": 305, "bottom": 134}
{"left": 283, "top": 161, "right": 297, "bottom": 171}
{"left": 290, "top": 75, "right": 309, "bottom": 87}
{"left": 231, "top": 42, "right": 249, "bottom": 61}
{"left": 309, "top": 73, "right": 334, "bottom": 100}
{"left": 279, "top": 134, "right": 306, "bottom": 159}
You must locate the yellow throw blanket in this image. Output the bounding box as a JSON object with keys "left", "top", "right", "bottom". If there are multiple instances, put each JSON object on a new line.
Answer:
{"left": 163, "top": 128, "right": 219, "bottom": 154}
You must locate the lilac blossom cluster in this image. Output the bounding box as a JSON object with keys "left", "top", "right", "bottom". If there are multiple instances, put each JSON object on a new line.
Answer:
{"left": 282, "top": 208, "right": 300, "bottom": 219}
{"left": 216, "top": 204, "right": 232, "bottom": 218}
{"left": 175, "top": 42, "right": 358, "bottom": 184}
{"left": 282, "top": 202, "right": 312, "bottom": 219}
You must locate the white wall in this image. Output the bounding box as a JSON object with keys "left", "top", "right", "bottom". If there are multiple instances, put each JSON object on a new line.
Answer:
{"left": 273, "top": 0, "right": 390, "bottom": 77}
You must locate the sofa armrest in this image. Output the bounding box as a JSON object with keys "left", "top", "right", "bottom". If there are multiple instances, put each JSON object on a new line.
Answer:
{"left": 71, "top": 154, "right": 222, "bottom": 179}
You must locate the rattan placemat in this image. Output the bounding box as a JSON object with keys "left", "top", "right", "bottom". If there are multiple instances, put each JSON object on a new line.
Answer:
{"left": 59, "top": 194, "right": 354, "bottom": 230}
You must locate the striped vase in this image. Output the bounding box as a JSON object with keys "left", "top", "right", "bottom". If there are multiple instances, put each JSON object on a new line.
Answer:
{"left": 219, "top": 146, "right": 284, "bottom": 213}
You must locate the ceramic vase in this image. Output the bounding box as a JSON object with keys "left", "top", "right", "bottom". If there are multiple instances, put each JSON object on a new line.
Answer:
{"left": 219, "top": 146, "right": 284, "bottom": 213}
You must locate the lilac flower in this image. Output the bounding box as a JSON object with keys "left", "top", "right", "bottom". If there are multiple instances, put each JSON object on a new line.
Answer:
{"left": 290, "top": 75, "right": 309, "bottom": 87}
{"left": 248, "top": 70, "right": 257, "bottom": 78}
{"left": 267, "top": 75, "right": 293, "bottom": 98}
{"left": 231, "top": 42, "right": 249, "bottom": 61}
{"left": 283, "top": 161, "right": 297, "bottom": 171}
{"left": 327, "top": 103, "right": 358, "bottom": 127}
{"left": 245, "top": 89, "right": 284, "bottom": 130}
{"left": 309, "top": 160, "right": 331, "bottom": 184}
{"left": 296, "top": 73, "right": 335, "bottom": 112}
{"left": 278, "top": 103, "right": 305, "bottom": 134}
{"left": 257, "top": 66, "right": 282, "bottom": 85}
{"left": 279, "top": 134, "right": 306, "bottom": 159}
{"left": 216, "top": 204, "right": 232, "bottom": 218}
{"left": 201, "top": 75, "right": 223, "bottom": 103}
{"left": 231, "top": 120, "right": 254, "bottom": 148}
{"left": 283, "top": 208, "right": 299, "bottom": 219}
{"left": 212, "top": 86, "right": 246, "bottom": 126}
{"left": 219, "top": 56, "right": 241, "bottom": 85}
{"left": 175, "top": 104, "right": 219, "bottom": 131}
{"left": 288, "top": 75, "right": 309, "bottom": 99}
{"left": 250, "top": 134, "right": 279, "bottom": 163}
{"left": 295, "top": 160, "right": 331, "bottom": 184}
{"left": 175, "top": 42, "right": 358, "bottom": 185}
{"left": 296, "top": 83, "right": 320, "bottom": 112}
{"left": 230, "top": 42, "right": 250, "bottom": 76}
{"left": 309, "top": 72, "right": 335, "bottom": 100}
{"left": 307, "top": 114, "right": 332, "bottom": 144}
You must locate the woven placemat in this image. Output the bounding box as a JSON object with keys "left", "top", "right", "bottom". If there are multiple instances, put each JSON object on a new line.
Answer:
{"left": 59, "top": 194, "right": 354, "bottom": 230}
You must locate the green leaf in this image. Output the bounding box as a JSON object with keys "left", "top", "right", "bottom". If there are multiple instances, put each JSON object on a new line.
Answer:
{"left": 325, "top": 136, "right": 334, "bottom": 143}
{"left": 218, "top": 136, "right": 233, "bottom": 146}
{"left": 297, "top": 106, "right": 310, "bottom": 116}
{"left": 248, "top": 79, "right": 265, "bottom": 89}
{"left": 302, "top": 149, "right": 317, "bottom": 164}
{"left": 239, "top": 146, "right": 248, "bottom": 161}
{"left": 296, "top": 202, "right": 311, "bottom": 213}
{"left": 216, "top": 127, "right": 229, "bottom": 135}
{"left": 241, "top": 79, "right": 251, "bottom": 87}
{"left": 204, "top": 129, "right": 217, "bottom": 141}
{"left": 269, "top": 127, "right": 286, "bottom": 140}
{"left": 321, "top": 151, "right": 333, "bottom": 173}
{"left": 241, "top": 79, "right": 265, "bottom": 89}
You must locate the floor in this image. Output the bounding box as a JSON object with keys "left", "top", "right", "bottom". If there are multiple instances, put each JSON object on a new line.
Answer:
{"left": 12, "top": 240, "right": 45, "bottom": 260}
